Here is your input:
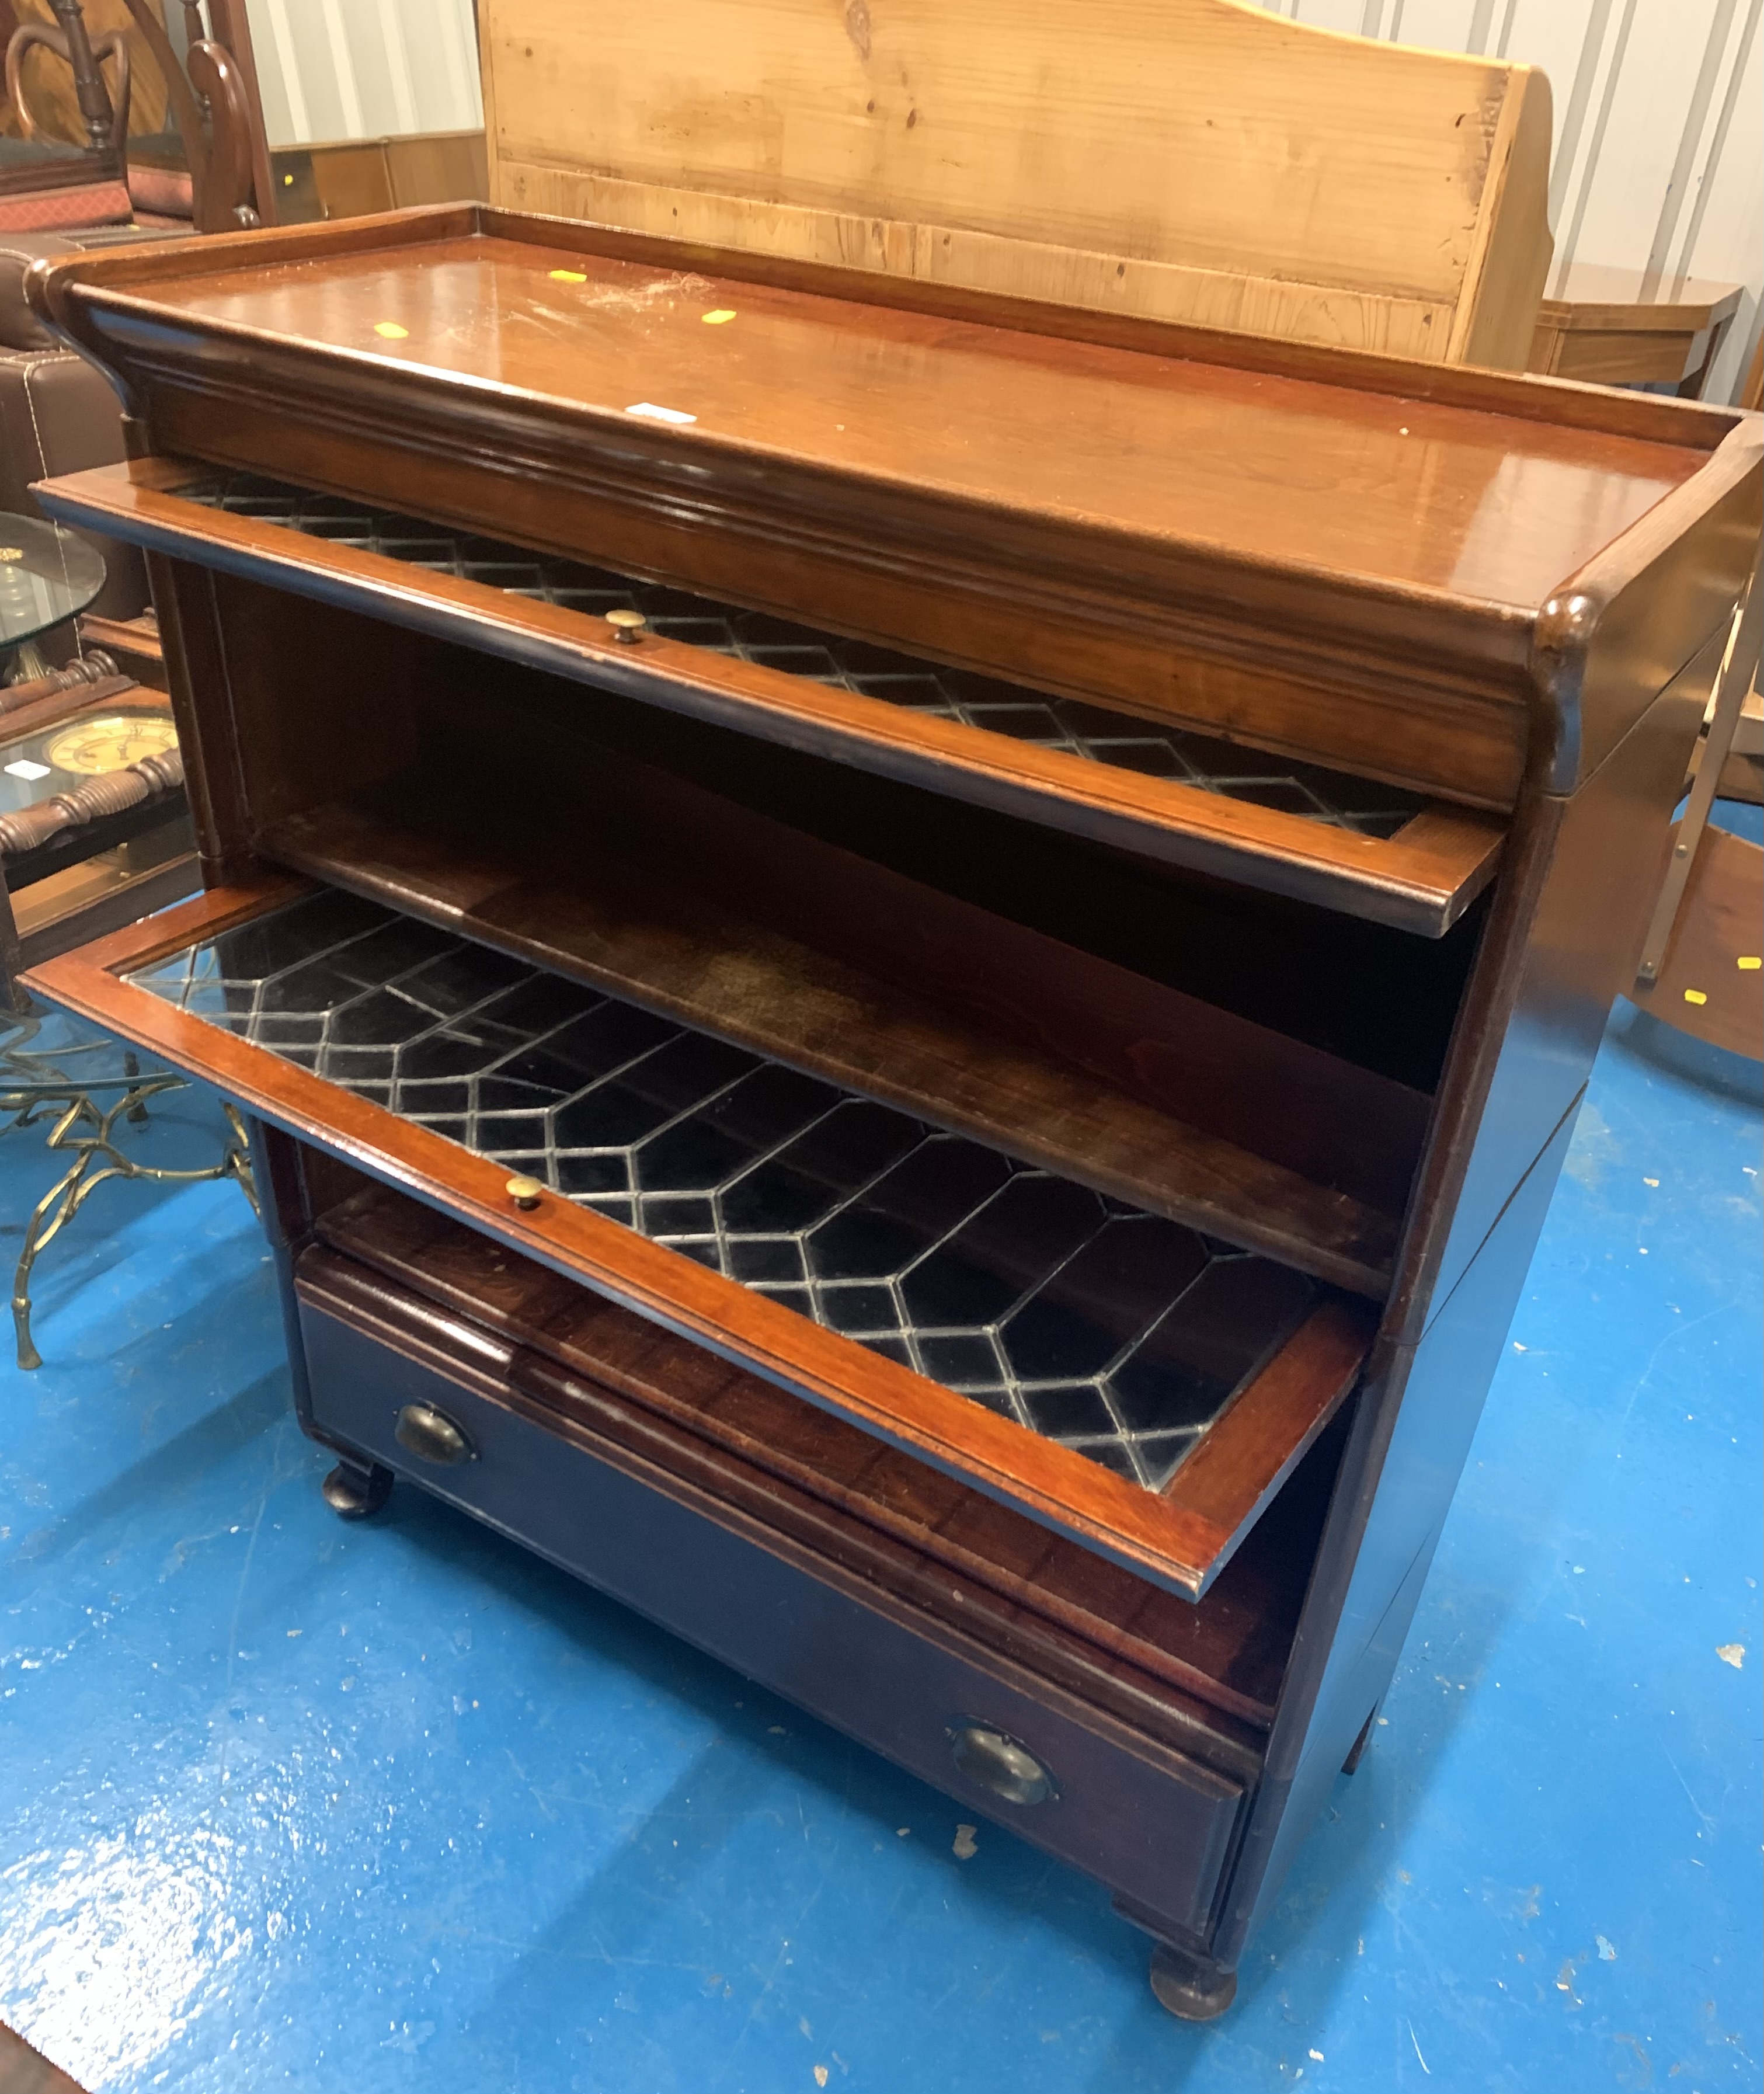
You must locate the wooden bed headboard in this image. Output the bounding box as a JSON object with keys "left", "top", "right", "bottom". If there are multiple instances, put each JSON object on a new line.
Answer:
{"left": 476, "top": 0, "right": 1553, "bottom": 368}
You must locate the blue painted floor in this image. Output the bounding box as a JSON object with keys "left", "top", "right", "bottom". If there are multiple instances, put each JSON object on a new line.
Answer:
{"left": 2, "top": 978, "right": 1759, "bottom": 2091}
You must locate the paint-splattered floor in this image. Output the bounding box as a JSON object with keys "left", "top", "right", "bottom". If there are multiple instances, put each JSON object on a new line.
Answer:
{"left": 2, "top": 924, "right": 1758, "bottom": 2091}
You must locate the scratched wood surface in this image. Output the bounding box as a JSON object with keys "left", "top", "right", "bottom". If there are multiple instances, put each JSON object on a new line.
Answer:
{"left": 479, "top": 0, "right": 1553, "bottom": 367}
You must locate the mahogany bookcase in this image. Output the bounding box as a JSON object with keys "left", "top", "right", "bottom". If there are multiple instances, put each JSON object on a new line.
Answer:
{"left": 20, "top": 205, "right": 1761, "bottom": 2016}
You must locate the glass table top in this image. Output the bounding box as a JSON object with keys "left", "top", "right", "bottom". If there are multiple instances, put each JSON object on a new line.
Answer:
{"left": 130, "top": 888, "right": 1320, "bottom": 1491}
{"left": 0, "top": 514, "right": 107, "bottom": 650}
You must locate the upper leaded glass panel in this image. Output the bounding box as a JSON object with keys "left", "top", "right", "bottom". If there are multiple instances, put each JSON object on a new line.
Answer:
{"left": 179, "top": 472, "right": 1422, "bottom": 838}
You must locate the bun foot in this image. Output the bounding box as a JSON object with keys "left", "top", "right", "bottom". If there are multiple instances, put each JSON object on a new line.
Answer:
{"left": 321, "top": 1458, "right": 393, "bottom": 1519}
{"left": 1149, "top": 1940, "right": 1237, "bottom": 2022}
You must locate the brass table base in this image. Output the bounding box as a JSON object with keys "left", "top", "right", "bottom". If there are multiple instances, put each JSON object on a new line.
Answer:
{"left": 2, "top": 1015, "right": 258, "bottom": 1369}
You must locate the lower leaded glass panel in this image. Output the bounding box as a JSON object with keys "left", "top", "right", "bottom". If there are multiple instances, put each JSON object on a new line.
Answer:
{"left": 130, "top": 890, "right": 1318, "bottom": 1491}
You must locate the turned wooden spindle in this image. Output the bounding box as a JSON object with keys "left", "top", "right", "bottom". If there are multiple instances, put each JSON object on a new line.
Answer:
{"left": 46, "top": 0, "right": 114, "bottom": 150}
{"left": 0, "top": 745, "right": 183, "bottom": 859}
{"left": 5, "top": 0, "right": 131, "bottom": 155}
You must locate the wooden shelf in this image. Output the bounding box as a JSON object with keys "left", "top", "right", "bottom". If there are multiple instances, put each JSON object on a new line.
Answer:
{"left": 256, "top": 766, "right": 1411, "bottom": 1298}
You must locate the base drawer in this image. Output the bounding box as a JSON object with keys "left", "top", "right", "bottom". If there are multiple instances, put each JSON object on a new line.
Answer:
{"left": 297, "top": 1264, "right": 1247, "bottom": 1940}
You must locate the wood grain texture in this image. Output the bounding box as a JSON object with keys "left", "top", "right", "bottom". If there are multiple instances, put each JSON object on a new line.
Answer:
{"left": 24, "top": 877, "right": 1373, "bottom": 1598}
{"left": 37, "top": 458, "right": 1508, "bottom": 924}
{"left": 1535, "top": 265, "right": 1744, "bottom": 331}
{"left": 283, "top": 715, "right": 1435, "bottom": 1210}
{"left": 1216, "top": 1103, "right": 1582, "bottom": 1971}
{"left": 295, "top": 1270, "right": 1250, "bottom": 1933}
{"left": 479, "top": 0, "right": 1549, "bottom": 366}
{"left": 0, "top": 2018, "right": 91, "bottom": 2094}
{"left": 26, "top": 210, "right": 1747, "bottom": 813}
{"left": 1, "top": 0, "right": 166, "bottom": 142}
{"left": 310, "top": 1175, "right": 1346, "bottom": 1735}
{"left": 18, "top": 179, "right": 1758, "bottom": 1991}
{"left": 1386, "top": 662, "right": 1716, "bottom": 1348}
{"left": 1454, "top": 64, "right": 1553, "bottom": 372}
{"left": 1530, "top": 419, "right": 1760, "bottom": 794}
{"left": 1625, "top": 823, "right": 1762, "bottom": 1059}
{"left": 1527, "top": 260, "right": 1748, "bottom": 399}
{"left": 189, "top": 575, "right": 1480, "bottom": 1095}
{"left": 0, "top": 676, "right": 138, "bottom": 744}
{"left": 81, "top": 238, "right": 1699, "bottom": 613}
{"left": 260, "top": 785, "right": 1416, "bottom": 1278}
{"left": 74, "top": 608, "right": 163, "bottom": 684}
{"left": 136, "top": 550, "right": 249, "bottom": 884}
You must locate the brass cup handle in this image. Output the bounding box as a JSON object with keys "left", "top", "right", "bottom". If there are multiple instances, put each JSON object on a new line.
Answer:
{"left": 949, "top": 1722, "right": 1057, "bottom": 1806}
{"left": 394, "top": 1402, "right": 476, "bottom": 1467}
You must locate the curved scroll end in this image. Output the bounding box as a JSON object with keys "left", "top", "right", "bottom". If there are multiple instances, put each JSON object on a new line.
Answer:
{"left": 5, "top": 25, "right": 68, "bottom": 141}
{"left": 1529, "top": 589, "right": 1600, "bottom": 794}
{"left": 20, "top": 255, "right": 144, "bottom": 417}
{"left": 186, "top": 39, "right": 258, "bottom": 235}
{"left": 7, "top": 23, "right": 130, "bottom": 148}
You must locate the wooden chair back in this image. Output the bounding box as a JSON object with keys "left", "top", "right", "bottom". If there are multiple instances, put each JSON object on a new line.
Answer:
{"left": 479, "top": 0, "right": 1554, "bottom": 368}
{"left": 5, "top": 0, "right": 129, "bottom": 172}
{"left": 117, "top": 0, "right": 274, "bottom": 231}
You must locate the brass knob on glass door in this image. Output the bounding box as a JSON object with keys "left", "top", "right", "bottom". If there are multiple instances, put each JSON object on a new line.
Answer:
{"left": 606, "top": 607, "right": 647, "bottom": 643}
{"left": 394, "top": 1403, "right": 476, "bottom": 1467}
{"left": 506, "top": 1174, "right": 544, "bottom": 1211}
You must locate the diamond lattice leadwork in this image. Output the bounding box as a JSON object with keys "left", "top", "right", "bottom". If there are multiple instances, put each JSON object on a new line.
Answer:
{"left": 179, "top": 472, "right": 1422, "bottom": 837}
{"left": 130, "top": 890, "right": 1318, "bottom": 1491}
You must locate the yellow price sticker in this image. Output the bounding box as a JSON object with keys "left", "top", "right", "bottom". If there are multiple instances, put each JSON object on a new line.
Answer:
{"left": 373, "top": 321, "right": 409, "bottom": 339}
{"left": 1739, "top": 956, "right": 1761, "bottom": 970}
{"left": 702, "top": 308, "right": 737, "bottom": 325}
{"left": 549, "top": 269, "right": 588, "bottom": 283}
{"left": 1682, "top": 989, "right": 1708, "bottom": 1006}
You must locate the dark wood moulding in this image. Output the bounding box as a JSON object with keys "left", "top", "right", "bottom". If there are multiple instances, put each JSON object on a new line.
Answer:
{"left": 37, "top": 456, "right": 1505, "bottom": 938}
{"left": 17, "top": 198, "right": 1761, "bottom": 2009}
{"left": 25, "top": 206, "right": 1754, "bottom": 815}
{"left": 304, "top": 1175, "right": 1349, "bottom": 1744}
{"left": 30, "top": 878, "right": 1376, "bottom": 1600}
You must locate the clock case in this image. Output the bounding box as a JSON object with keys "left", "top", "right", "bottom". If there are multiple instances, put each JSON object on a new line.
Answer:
{"left": 19, "top": 204, "right": 1761, "bottom": 2011}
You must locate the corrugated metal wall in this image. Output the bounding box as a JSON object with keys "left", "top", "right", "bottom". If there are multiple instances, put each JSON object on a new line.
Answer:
{"left": 242, "top": 0, "right": 481, "bottom": 151}
{"left": 237, "top": 0, "right": 1760, "bottom": 404}
{"left": 1271, "top": 0, "right": 1762, "bottom": 401}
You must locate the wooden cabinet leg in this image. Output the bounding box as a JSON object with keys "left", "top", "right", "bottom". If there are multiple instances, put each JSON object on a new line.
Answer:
{"left": 1341, "top": 1703, "right": 1381, "bottom": 1775}
{"left": 1149, "top": 1938, "right": 1237, "bottom": 2020}
{"left": 321, "top": 1456, "right": 393, "bottom": 1519}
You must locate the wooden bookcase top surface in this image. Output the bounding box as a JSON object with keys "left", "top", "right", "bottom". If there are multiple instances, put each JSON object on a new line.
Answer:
{"left": 30, "top": 208, "right": 1758, "bottom": 815}
{"left": 51, "top": 223, "right": 1723, "bottom": 615}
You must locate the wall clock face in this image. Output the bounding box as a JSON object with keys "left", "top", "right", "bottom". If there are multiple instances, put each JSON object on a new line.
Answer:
{"left": 43, "top": 712, "right": 180, "bottom": 777}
